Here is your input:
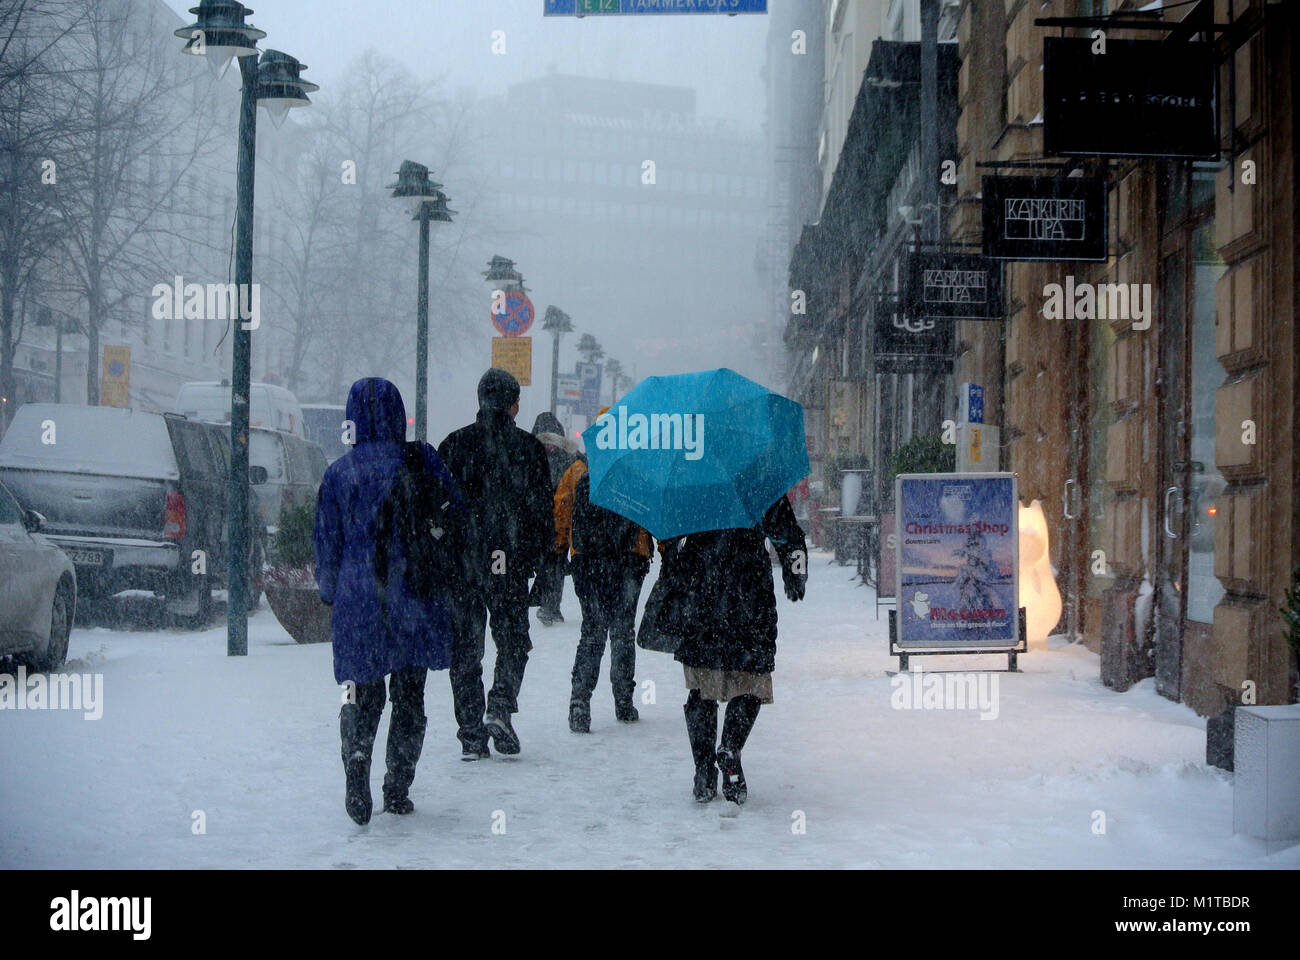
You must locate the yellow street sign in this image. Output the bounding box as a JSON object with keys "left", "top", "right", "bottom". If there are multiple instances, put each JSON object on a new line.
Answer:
{"left": 101, "top": 345, "right": 131, "bottom": 408}
{"left": 491, "top": 336, "right": 532, "bottom": 386}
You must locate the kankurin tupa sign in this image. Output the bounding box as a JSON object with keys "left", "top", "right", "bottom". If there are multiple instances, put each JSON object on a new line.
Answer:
{"left": 895, "top": 473, "right": 1019, "bottom": 650}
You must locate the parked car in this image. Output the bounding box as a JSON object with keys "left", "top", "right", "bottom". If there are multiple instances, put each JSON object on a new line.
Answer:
{"left": 0, "top": 404, "right": 267, "bottom": 627}
{"left": 248, "top": 426, "right": 328, "bottom": 532}
{"left": 174, "top": 380, "right": 306, "bottom": 438}
{"left": 0, "top": 478, "right": 75, "bottom": 670}
{"left": 300, "top": 403, "right": 350, "bottom": 463}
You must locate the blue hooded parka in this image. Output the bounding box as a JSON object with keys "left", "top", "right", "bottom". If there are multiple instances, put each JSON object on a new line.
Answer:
{"left": 314, "top": 378, "right": 461, "bottom": 685}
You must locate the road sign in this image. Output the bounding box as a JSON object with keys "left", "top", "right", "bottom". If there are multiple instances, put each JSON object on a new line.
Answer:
{"left": 100, "top": 345, "right": 130, "bottom": 408}
{"left": 557, "top": 374, "right": 581, "bottom": 404}
{"left": 545, "top": 0, "right": 767, "bottom": 14}
{"left": 492, "top": 337, "right": 532, "bottom": 386}
{"left": 491, "top": 290, "right": 535, "bottom": 338}
{"left": 959, "top": 383, "right": 984, "bottom": 424}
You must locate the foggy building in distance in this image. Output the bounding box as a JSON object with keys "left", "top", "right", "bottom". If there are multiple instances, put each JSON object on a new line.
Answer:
{"left": 473, "top": 71, "right": 767, "bottom": 423}
{"left": 760, "top": 0, "right": 826, "bottom": 394}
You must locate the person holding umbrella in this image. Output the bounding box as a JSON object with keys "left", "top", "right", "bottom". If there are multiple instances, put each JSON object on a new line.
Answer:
{"left": 581, "top": 369, "right": 810, "bottom": 805}
{"left": 669, "top": 497, "right": 806, "bottom": 804}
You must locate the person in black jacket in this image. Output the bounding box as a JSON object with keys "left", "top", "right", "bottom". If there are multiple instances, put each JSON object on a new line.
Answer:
{"left": 528, "top": 411, "right": 578, "bottom": 625}
{"left": 437, "top": 369, "right": 553, "bottom": 759}
{"left": 671, "top": 495, "right": 807, "bottom": 804}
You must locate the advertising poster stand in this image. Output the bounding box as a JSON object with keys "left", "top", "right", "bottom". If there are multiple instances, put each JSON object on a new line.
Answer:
{"left": 890, "top": 472, "right": 1026, "bottom": 672}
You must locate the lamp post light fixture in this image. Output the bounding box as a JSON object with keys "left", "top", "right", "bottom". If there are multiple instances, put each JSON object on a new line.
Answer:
{"left": 389, "top": 161, "right": 455, "bottom": 443}
{"left": 175, "top": 0, "right": 316, "bottom": 657}
{"left": 483, "top": 254, "right": 527, "bottom": 294}
{"left": 541, "top": 306, "right": 573, "bottom": 414}
{"left": 256, "top": 50, "right": 319, "bottom": 128}
{"left": 174, "top": 0, "right": 264, "bottom": 77}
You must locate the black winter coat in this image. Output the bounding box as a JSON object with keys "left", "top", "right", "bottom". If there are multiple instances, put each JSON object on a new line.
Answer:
{"left": 672, "top": 496, "right": 807, "bottom": 675}
{"left": 438, "top": 410, "right": 553, "bottom": 586}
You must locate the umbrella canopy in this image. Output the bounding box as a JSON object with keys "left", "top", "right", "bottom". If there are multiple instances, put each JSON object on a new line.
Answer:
{"left": 581, "top": 368, "right": 810, "bottom": 540}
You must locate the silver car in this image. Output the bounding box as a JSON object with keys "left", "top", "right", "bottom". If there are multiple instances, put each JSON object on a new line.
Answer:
{"left": 0, "top": 479, "right": 76, "bottom": 671}
{"left": 249, "top": 427, "right": 328, "bottom": 532}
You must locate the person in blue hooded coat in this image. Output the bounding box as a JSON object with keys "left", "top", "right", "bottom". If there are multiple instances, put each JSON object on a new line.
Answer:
{"left": 314, "top": 377, "right": 462, "bottom": 824}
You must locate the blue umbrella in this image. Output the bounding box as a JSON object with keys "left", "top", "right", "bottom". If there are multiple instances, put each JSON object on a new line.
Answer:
{"left": 581, "top": 368, "right": 810, "bottom": 540}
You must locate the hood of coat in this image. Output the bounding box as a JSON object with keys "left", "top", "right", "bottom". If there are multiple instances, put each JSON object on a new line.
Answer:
{"left": 531, "top": 411, "right": 565, "bottom": 437}
{"left": 346, "top": 377, "right": 407, "bottom": 444}
{"left": 535, "top": 431, "right": 578, "bottom": 455}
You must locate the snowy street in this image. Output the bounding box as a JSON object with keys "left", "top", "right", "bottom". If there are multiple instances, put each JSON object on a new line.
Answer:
{"left": 3, "top": 555, "right": 1294, "bottom": 870}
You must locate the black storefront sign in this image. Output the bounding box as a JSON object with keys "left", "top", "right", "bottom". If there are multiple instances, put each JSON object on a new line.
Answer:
{"left": 982, "top": 175, "right": 1108, "bottom": 262}
{"left": 1043, "top": 37, "right": 1218, "bottom": 160}
{"left": 872, "top": 297, "right": 953, "bottom": 374}
{"left": 903, "top": 252, "right": 1004, "bottom": 322}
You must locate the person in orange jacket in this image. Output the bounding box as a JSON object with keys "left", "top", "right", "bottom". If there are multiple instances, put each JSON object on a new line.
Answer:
{"left": 554, "top": 425, "right": 654, "bottom": 732}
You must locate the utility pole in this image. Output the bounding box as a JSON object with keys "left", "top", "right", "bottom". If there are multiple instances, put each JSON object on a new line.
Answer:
{"left": 227, "top": 52, "right": 259, "bottom": 657}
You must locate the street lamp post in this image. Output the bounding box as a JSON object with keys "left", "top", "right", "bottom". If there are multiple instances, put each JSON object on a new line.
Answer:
{"left": 175, "top": 1, "right": 316, "bottom": 656}
{"left": 541, "top": 306, "right": 573, "bottom": 413}
{"left": 389, "top": 162, "right": 455, "bottom": 443}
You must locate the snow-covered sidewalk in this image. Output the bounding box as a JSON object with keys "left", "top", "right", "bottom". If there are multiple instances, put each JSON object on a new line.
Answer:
{"left": 1, "top": 555, "right": 1294, "bottom": 869}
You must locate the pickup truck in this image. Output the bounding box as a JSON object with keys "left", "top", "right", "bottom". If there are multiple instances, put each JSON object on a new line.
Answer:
{"left": 0, "top": 404, "right": 267, "bottom": 627}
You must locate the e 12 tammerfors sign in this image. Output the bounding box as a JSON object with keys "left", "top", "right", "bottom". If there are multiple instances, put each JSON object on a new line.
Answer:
{"left": 1043, "top": 38, "right": 1218, "bottom": 159}
{"left": 895, "top": 473, "right": 1019, "bottom": 650}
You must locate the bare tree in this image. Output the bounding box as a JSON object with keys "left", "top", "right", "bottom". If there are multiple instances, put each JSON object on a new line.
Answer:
{"left": 48, "top": 0, "right": 224, "bottom": 403}
{"left": 0, "top": 0, "right": 85, "bottom": 430}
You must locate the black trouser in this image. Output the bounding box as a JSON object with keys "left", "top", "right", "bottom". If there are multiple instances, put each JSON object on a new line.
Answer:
{"left": 683, "top": 689, "right": 761, "bottom": 769}
{"left": 339, "top": 666, "right": 428, "bottom": 804}
{"left": 450, "top": 576, "right": 532, "bottom": 751}
{"left": 570, "top": 557, "right": 645, "bottom": 707}
{"left": 530, "top": 551, "right": 567, "bottom": 613}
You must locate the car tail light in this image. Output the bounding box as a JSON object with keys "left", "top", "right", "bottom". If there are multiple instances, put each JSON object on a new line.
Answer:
{"left": 164, "top": 491, "right": 186, "bottom": 539}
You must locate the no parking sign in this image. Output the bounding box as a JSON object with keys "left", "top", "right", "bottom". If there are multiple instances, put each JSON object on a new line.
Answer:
{"left": 491, "top": 290, "right": 535, "bottom": 338}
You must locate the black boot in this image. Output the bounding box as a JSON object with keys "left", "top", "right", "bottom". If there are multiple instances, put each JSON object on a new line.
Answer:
{"left": 382, "top": 716, "right": 425, "bottom": 814}
{"left": 684, "top": 692, "right": 718, "bottom": 803}
{"left": 382, "top": 668, "right": 427, "bottom": 814}
{"left": 569, "top": 699, "right": 591, "bottom": 733}
{"left": 340, "top": 703, "right": 375, "bottom": 825}
{"left": 717, "top": 695, "right": 760, "bottom": 806}
{"left": 614, "top": 699, "right": 640, "bottom": 723}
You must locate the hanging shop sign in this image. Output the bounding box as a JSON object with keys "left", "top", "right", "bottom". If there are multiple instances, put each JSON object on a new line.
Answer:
{"left": 982, "top": 175, "right": 1107, "bottom": 262}
{"left": 1043, "top": 38, "right": 1218, "bottom": 160}
{"left": 872, "top": 297, "right": 954, "bottom": 375}
{"left": 903, "top": 252, "right": 1004, "bottom": 322}
{"left": 895, "top": 472, "right": 1019, "bottom": 650}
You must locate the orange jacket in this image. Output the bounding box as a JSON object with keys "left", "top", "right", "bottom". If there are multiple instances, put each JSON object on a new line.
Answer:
{"left": 554, "top": 459, "right": 652, "bottom": 559}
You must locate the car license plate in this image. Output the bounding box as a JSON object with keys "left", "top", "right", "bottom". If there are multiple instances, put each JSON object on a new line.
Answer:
{"left": 66, "top": 549, "right": 106, "bottom": 566}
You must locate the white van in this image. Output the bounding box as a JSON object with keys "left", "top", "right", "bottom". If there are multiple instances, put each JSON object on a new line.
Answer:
{"left": 175, "top": 381, "right": 306, "bottom": 438}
